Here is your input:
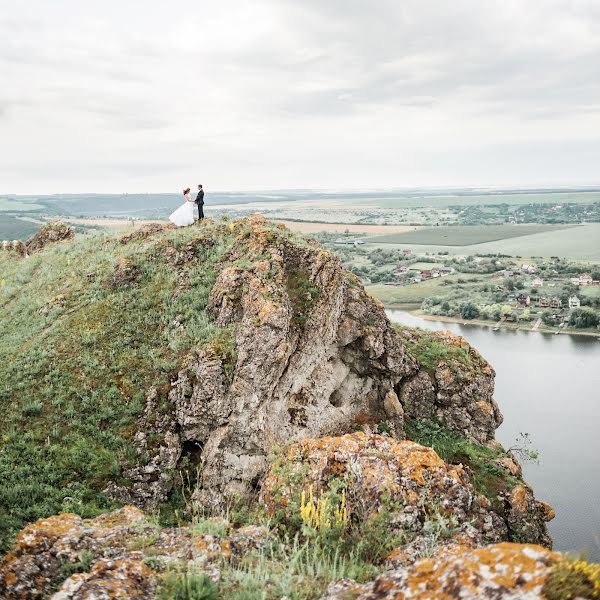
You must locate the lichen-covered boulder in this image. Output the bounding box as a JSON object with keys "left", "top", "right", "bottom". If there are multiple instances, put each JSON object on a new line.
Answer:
{"left": 0, "top": 506, "right": 270, "bottom": 599}
{"left": 262, "top": 432, "right": 504, "bottom": 543}
{"left": 322, "top": 542, "right": 560, "bottom": 599}
{"left": 397, "top": 328, "right": 502, "bottom": 444}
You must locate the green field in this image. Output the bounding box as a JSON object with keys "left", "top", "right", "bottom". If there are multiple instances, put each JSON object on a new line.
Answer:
{"left": 366, "top": 274, "right": 486, "bottom": 304}
{"left": 0, "top": 215, "right": 43, "bottom": 240}
{"left": 0, "top": 198, "right": 44, "bottom": 211}
{"left": 363, "top": 224, "right": 600, "bottom": 261}
{"left": 365, "top": 224, "right": 573, "bottom": 246}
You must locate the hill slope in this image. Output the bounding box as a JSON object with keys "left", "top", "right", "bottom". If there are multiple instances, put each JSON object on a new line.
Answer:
{"left": 0, "top": 217, "right": 551, "bottom": 563}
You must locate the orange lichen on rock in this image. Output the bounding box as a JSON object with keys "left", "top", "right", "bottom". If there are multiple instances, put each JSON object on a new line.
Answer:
{"left": 0, "top": 506, "right": 270, "bottom": 599}
{"left": 509, "top": 485, "right": 529, "bottom": 514}
{"left": 324, "top": 543, "right": 560, "bottom": 599}
{"left": 262, "top": 432, "right": 485, "bottom": 536}
{"left": 53, "top": 556, "right": 155, "bottom": 599}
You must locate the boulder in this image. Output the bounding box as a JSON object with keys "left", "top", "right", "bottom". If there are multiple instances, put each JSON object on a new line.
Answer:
{"left": 0, "top": 506, "right": 270, "bottom": 599}
{"left": 322, "top": 543, "right": 560, "bottom": 599}
{"left": 25, "top": 221, "right": 74, "bottom": 253}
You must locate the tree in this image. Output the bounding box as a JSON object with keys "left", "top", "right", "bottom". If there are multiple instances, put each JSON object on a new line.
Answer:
{"left": 460, "top": 302, "right": 480, "bottom": 320}
{"left": 541, "top": 310, "right": 556, "bottom": 326}
{"left": 569, "top": 308, "right": 600, "bottom": 329}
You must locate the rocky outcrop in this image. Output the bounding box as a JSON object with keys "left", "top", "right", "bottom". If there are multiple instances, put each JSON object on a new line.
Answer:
{"left": 165, "top": 216, "right": 502, "bottom": 508}
{"left": 322, "top": 543, "right": 560, "bottom": 600}
{"left": 261, "top": 432, "right": 552, "bottom": 548}
{"left": 0, "top": 506, "right": 269, "bottom": 599}
{"left": 397, "top": 328, "right": 503, "bottom": 444}
{"left": 25, "top": 221, "right": 74, "bottom": 253}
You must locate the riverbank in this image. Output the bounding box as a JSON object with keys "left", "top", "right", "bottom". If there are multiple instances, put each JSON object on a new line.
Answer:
{"left": 385, "top": 305, "right": 600, "bottom": 338}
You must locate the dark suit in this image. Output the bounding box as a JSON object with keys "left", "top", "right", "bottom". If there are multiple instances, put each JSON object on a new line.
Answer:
{"left": 195, "top": 189, "right": 204, "bottom": 220}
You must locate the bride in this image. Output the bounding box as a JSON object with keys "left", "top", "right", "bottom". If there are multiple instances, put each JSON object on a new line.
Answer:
{"left": 169, "top": 187, "right": 196, "bottom": 227}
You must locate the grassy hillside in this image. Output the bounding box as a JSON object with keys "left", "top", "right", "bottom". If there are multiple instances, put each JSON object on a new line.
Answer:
{"left": 0, "top": 221, "right": 240, "bottom": 550}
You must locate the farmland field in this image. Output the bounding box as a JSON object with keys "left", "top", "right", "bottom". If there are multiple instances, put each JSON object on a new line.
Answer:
{"left": 366, "top": 274, "right": 486, "bottom": 304}
{"left": 365, "top": 224, "right": 573, "bottom": 246}
{"left": 0, "top": 198, "right": 43, "bottom": 211}
{"left": 0, "top": 215, "right": 43, "bottom": 239}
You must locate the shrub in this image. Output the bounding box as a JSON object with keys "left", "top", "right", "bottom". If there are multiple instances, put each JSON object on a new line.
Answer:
{"left": 543, "top": 557, "right": 600, "bottom": 600}
{"left": 158, "top": 569, "right": 218, "bottom": 600}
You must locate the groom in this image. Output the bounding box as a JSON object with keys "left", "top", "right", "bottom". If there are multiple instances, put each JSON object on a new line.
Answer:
{"left": 195, "top": 184, "right": 204, "bottom": 221}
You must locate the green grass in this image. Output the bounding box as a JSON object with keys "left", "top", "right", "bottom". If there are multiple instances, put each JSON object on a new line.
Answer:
{"left": 217, "top": 537, "right": 379, "bottom": 600}
{"left": 0, "top": 222, "right": 238, "bottom": 551}
{"left": 365, "top": 225, "right": 573, "bottom": 246}
{"left": 395, "top": 325, "right": 472, "bottom": 374}
{"left": 366, "top": 274, "right": 474, "bottom": 304}
{"left": 405, "top": 419, "right": 518, "bottom": 502}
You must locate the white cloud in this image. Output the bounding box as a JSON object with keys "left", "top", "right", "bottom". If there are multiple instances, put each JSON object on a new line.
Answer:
{"left": 1, "top": 0, "right": 599, "bottom": 193}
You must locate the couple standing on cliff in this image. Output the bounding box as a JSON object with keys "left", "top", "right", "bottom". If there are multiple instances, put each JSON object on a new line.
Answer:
{"left": 169, "top": 184, "right": 205, "bottom": 227}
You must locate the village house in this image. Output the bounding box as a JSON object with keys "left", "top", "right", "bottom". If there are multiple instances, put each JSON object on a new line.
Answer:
{"left": 420, "top": 270, "right": 433, "bottom": 280}
{"left": 539, "top": 297, "right": 550, "bottom": 308}
{"left": 579, "top": 273, "right": 593, "bottom": 286}
{"left": 396, "top": 265, "right": 409, "bottom": 274}
{"left": 531, "top": 277, "right": 544, "bottom": 288}
{"left": 439, "top": 267, "right": 454, "bottom": 276}
{"left": 550, "top": 297, "right": 562, "bottom": 309}
{"left": 431, "top": 268, "right": 441, "bottom": 278}
{"left": 569, "top": 296, "right": 581, "bottom": 309}
{"left": 570, "top": 276, "right": 581, "bottom": 286}
{"left": 521, "top": 264, "right": 537, "bottom": 274}
{"left": 516, "top": 293, "right": 531, "bottom": 306}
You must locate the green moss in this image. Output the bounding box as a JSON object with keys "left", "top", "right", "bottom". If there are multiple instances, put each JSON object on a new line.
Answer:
{"left": 405, "top": 419, "right": 518, "bottom": 501}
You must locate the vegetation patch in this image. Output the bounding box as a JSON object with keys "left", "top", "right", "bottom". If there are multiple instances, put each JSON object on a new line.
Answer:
{"left": 395, "top": 325, "right": 472, "bottom": 375}
{"left": 365, "top": 224, "right": 573, "bottom": 247}
{"left": 405, "top": 418, "right": 518, "bottom": 501}
{"left": 285, "top": 269, "right": 320, "bottom": 327}
{"left": 0, "top": 222, "right": 237, "bottom": 551}
{"left": 543, "top": 557, "right": 600, "bottom": 600}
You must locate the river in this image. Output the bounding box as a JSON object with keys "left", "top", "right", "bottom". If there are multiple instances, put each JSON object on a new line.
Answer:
{"left": 386, "top": 309, "right": 600, "bottom": 559}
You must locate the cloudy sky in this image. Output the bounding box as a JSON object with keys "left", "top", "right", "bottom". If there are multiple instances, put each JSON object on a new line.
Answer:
{"left": 1, "top": 0, "right": 599, "bottom": 193}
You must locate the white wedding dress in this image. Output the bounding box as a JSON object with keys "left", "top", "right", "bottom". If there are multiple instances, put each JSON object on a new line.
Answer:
{"left": 169, "top": 193, "right": 196, "bottom": 227}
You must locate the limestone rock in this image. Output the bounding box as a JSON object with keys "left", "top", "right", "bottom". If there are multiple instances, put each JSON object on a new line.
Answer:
{"left": 0, "top": 506, "right": 270, "bottom": 599}
{"left": 398, "top": 328, "right": 502, "bottom": 444}
{"left": 25, "top": 221, "right": 74, "bottom": 253}
{"left": 322, "top": 543, "right": 561, "bottom": 599}
{"left": 176, "top": 216, "right": 417, "bottom": 506}
{"left": 262, "top": 432, "right": 505, "bottom": 543}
